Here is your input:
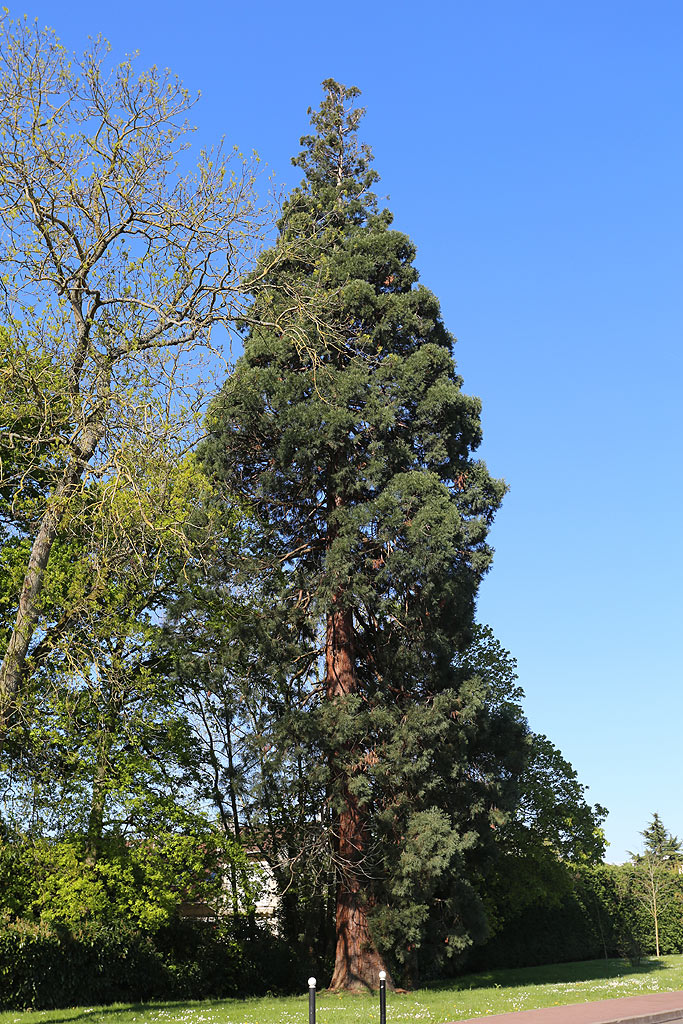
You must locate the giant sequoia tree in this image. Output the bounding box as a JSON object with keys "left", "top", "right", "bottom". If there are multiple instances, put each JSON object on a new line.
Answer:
{"left": 201, "top": 82, "right": 521, "bottom": 989}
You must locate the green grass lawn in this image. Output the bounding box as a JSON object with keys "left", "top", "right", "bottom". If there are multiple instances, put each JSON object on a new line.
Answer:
{"left": 3, "top": 956, "right": 683, "bottom": 1024}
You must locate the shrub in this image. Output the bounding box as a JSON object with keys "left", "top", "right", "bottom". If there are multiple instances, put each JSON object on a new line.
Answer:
{"left": 0, "top": 918, "right": 168, "bottom": 1009}
{"left": 0, "top": 916, "right": 300, "bottom": 1009}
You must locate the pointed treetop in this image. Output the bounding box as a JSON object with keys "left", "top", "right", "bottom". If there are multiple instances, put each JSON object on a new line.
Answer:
{"left": 292, "top": 79, "right": 378, "bottom": 196}
{"left": 631, "top": 812, "right": 683, "bottom": 867}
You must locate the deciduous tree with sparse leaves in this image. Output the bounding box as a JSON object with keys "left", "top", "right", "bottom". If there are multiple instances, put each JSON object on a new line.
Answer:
{"left": 0, "top": 14, "right": 267, "bottom": 723}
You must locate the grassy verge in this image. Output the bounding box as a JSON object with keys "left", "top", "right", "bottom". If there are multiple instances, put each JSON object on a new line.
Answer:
{"left": 2, "top": 956, "right": 683, "bottom": 1024}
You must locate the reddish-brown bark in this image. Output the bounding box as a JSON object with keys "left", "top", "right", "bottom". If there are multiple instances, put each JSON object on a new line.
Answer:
{"left": 325, "top": 604, "right": 393, "bottom": 991}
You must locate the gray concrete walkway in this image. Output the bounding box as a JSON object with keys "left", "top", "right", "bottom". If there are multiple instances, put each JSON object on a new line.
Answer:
{"left": 451, "top": 989, "right": 683, "bottom": 1024}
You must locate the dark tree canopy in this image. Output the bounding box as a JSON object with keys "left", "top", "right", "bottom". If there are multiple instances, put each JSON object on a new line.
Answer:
{"left": 635, "top": 813, "right": 683, "bottom": 867}
{"left": 200, "top": 80, "right": 523, "bottom": 989}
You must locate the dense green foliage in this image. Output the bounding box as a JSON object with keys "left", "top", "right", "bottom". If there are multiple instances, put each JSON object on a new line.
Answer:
{"left": 7, "top": 857, "right": 683, "bottom": 1011}
{"left": 0, "top": 832, "right": 253, "bottom": 931}
{"left": 466, "top": 816, "right": 683, "bottom": 974}
{"left": 467, "top": 861, "right": 683, "bottom": 972}
{"left": 0, "top": 67, "right": 614, "bottom": 1003}
{"left": 635, "top": 813, "right": 683, "bottom": 867}
{"left": 0, "top": 918, "right": 298, "bottom": 1009}
{"left": 198, "top": 80, "right": 532, "bottom": 985}
{"left": 7, "top": 956, "right": 683, "bottom": 1024}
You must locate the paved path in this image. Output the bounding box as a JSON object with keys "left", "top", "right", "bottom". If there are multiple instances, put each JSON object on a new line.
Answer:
{"left": 451, "top": 989, "right": 683, "bottom": 1024}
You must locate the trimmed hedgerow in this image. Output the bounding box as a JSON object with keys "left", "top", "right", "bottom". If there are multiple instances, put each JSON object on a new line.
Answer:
{"left": 0, "top": 917, "right": 298, "bottom": 1010}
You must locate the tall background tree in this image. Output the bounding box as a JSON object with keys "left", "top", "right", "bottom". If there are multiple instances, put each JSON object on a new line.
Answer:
{"left": 624, "top": 813, "right": 683, "bottom": 956}
{"left": 199, "top": 80, "right": 528, "bottom": 990}
{"left": 636, "top": 813, "right": 683, "bottom": 868}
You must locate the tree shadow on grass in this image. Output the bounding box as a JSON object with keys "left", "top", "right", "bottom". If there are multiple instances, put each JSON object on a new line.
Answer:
{"left": 423, "top": 957, "right": 673, "bottom": 993}
{"left": 28, "top": 1000, "right": 207, "bottom": 1024}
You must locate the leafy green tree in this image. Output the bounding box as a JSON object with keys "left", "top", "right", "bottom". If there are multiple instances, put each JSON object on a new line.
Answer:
{"left": 0, "top": 829, "right": 254, "bottom": 931}
{"left": 1, "top": 613, "right": 197, "bottom": 850}
{"left": 0, "top": 426, "right": 234, "bottom": 898}
{"left": 200, "top": 81, "right": 521, "bottom": 989}
{"left": 454, "top": 626, "right": 606, "bottom": 947}
{"left": 0, "top": 15, "right": 265, "bottom": 719}
{"left": 498, "top": 728, "right": 607, "bottom": 869}
{"left": 622, "top": 855, "right": 679, "bottom": 957}
{"left": 0, "top": 308, "right": 258, "bottom": 923}
{"left": 0, "top": 524, "right": 262, "bottom": 933}
{"left": 0, "top": 432, "right": 214, "bottom": 837}
{"left": 160, "top": 518, "right": 327, "bottom": 930}
{"left": 460, "top": 626, "right": 606, "bottom": 865}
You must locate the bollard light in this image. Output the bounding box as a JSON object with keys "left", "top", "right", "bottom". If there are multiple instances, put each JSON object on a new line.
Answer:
{"left": 308, "top": 977, "right": 317, "bottom": 1024}
{"left": 379, "top": 969, "right": 387, "bottom": 1024}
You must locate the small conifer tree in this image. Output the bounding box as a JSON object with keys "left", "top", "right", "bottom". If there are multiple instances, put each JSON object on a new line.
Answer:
{"left": 640, "top": 813, "right": 683, "bottom": 867}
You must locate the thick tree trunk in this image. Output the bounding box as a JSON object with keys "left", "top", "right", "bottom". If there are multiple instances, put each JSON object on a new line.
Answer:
{"left": 325, "top": 604, "right": 393, "bottom": 991}
{"left": 329, "top": 798, "right": 394, "bottom": 991}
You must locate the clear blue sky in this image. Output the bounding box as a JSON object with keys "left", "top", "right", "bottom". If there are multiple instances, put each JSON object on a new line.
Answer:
{"left": 28, "top": 0, "right": 683, "bottom": 862}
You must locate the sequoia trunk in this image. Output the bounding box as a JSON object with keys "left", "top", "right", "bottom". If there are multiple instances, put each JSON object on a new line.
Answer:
{"left": 325, "top": 604, "right": 393, "bottom": 991}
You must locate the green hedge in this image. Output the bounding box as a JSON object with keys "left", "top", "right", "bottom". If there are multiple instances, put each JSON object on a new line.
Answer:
{"left": 465, "top": 862, "right": 683, "bottom": 972}
{"left": 6, "top": 860, "right": 683, "bottom": 1006}
{"left": 0, "top": 919, "right": 167, "bottom": 1009}
{"left": 0, "top": 918, "right": 299, "bottom": 1009}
